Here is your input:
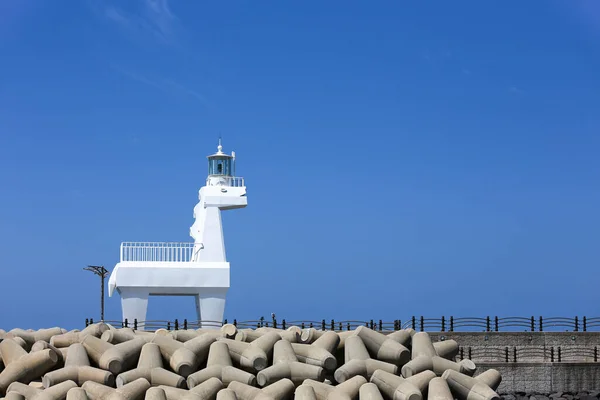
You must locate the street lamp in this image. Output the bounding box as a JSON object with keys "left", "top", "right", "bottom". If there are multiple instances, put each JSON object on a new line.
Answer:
{"left": 83, "top": 265, "right": 109, "bottom": 321}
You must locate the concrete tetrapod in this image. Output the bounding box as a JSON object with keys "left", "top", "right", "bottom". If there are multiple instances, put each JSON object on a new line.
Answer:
{"left": 218, "top": 333, "right": 280, "bottom": 373}
{"left": 302, "top": 375, "right": 367, "bottom": 400}
{"left": 474, "top": 369, "right": 502, "bottom": 392}
{"left": 30, "top": 342, "right": 66, "bottom": 366}
{"left": 143, "top": 388, "right": 167, "bottom": 400}
{"left": 352, "top": 327, "right": 410, "bottom": 367}
{"left": 255, "top": 328, "right": 299, "bottom": 344}
{"left": 157, "top": 377, "right": 223, "bottom": 400}
{"left": 50, "top": 325, "right": 111, "bottom": 349}
{"left": 181, "top": 334, "right": 217, "bottom": 369}
{"left": 386, "top": 330, "right": 414, "bottom": 348}
{"left": 6, "top": 380, "right": 77, "bottom": 400}
{"left": 370, "top": 369, "right": 436, "bottom": 400}
{"left": 65, "top": 388, "right": 89, "bottom": 400}
{"left": 167, "top": 331, "right": 200, "bottom": 344}
{"left": 256, "top": 340, "right": 324, "bottom": 387}
{"left": 42, "top": 343, "right": 114, "bottom": 388}
{"left": 101, "top": 330, "right": 137, "bottom": 346}
{"left": 441, "top": 370, "right": 500, "bottom": 400}
{"left": 401, "top": 355, "right": 476, "bottom": 378}
{"left": 227, "top": 378, "right": 295, "bottom": 400}
{"left": 410, "top": 333, "right": 436, "bottom": 360}
{"left": 427, "top": 377, "right": 452, "bottom": 400}
{"left": 333, "top": 336, "right": 397, "bottom": 383}
{"left": 220, "top": 325, "right": 238, "bottom": 340}
{"left": 6, "top": 329, "right": 66, "bottom": 349}
{"left": 290, "top": 332, "right": 338, "bottom": 373}
{"left": 215, "top": 389, "right": 237, "bottom": 400}
{"left": 431, "top": 341, "right": 458, "bottom": 361}
{"left": 294, "top": 385, "right": 317, "bottom": 400}
{"left": 82, "top": 336, "right": 146, "bottom": 375}
{"left": 359, "top": 383, "right": 384, "bottom": 400}
{"left": 298, "top": 330, "right": 354, "bottom": 352}
{"left": 187, "top": 342, "right": 255, "bottom": 389}
{"left": 116, "top": 343, "right": 186, "bottom": 389}
{"left": 81, "top": 377, "right": 151, "bottom": 400}
{"left": 0, "top": 339, "right": 59, "bottom": 396}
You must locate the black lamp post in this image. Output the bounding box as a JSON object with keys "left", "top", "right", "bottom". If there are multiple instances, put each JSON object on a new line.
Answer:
{"left": 83, "top": 265, "right": 109, "bottom": 321}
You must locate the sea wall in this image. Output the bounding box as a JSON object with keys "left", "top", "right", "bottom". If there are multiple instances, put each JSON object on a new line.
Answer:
{"left": 424, "top": 332, "right": 600, "bottom": 393}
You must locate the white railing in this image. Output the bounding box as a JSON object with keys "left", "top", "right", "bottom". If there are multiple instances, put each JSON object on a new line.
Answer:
{"left": 206, "top": 176, "right": 245, "bottom": 187}
{"left": 120, "top": 242, "right": 196, "bottom": 262}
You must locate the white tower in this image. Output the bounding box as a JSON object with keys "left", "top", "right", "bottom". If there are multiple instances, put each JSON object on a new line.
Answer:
{"left": 108, "top": 140, "right": 247, "bottom": 329}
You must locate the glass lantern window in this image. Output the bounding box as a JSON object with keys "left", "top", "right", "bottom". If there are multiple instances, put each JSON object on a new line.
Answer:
{"left": 208, "top": 157, "right": 232, "bottom": 176}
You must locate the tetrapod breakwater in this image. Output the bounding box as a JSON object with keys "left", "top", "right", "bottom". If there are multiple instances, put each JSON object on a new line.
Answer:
{"left": 2, "top": 319, "right": 600, "bottom": 399}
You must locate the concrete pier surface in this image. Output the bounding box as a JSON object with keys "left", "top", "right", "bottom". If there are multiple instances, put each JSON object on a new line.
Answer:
{"left": 1, "top": 323, "right": 599, "bottom": 399}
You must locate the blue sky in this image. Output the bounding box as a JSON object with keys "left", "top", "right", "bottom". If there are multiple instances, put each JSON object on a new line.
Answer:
{"left": 1, "top": 1, "right": 599, "bottom": 330}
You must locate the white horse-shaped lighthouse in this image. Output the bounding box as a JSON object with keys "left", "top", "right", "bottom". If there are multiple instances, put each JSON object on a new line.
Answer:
{"left": 108, "top": 140, "right": 247, "bottom": 329}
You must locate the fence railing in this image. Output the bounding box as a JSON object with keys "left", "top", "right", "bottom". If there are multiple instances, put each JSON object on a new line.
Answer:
{"left": 120, "top": 242, "right": 195, "bottom": 262}
{"left": 206, "top": 176, "right": 245, "bottom": 187}
{"left": 88, "top": 316, "right": 600, "bottom": 333}
{"left": 456, "top": 345, "right": 599, "bottom": 363}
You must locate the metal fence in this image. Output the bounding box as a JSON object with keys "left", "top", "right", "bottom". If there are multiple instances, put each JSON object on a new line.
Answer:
{"left": 119, "top": 242, "right": 196, "bottom": 263}
{"left": 455, "top": 345, "right": 600, "bottom": 363}
{"left": 87, "top": 315, "right": 600, "bottom": 333}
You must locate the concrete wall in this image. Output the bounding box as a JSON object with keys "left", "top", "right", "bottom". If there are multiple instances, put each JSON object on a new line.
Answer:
{"left": 477, "top": 362, "right": 600, "bottom": 394}
{"left": 427, "top": 332, "right": 600, "bottom": 362}
{"left": 416, "top": 332, "right": 600, "bottom": 393}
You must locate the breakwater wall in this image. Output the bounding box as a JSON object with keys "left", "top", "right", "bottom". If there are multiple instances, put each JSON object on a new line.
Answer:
{"left": 94, "top": 318, "right": 600, "bottom": 394}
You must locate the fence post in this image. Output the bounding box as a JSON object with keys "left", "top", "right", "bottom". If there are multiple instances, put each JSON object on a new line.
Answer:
{"left": 301, "top": 322, "right": 305, "bottom": 329}
{"left": 594, "top": 346, "right": 597, "bottom": 362}
{"left": 331, "top": 319, "right": 335, "bottom": 331}
{"left": 339, "top": 322, "right": 342, "bottom": 331}
{"left": 441, "top": 316, "right": 445, "bottom": 332}
{"left": 282, "top": 319, "right": 287, "bottom": 330}
{"left": 584, "top": 316, "right": 587, "bottom": 332}
{"left": 134, "top": 319, "right": 138, "bottom": 330}
{"left": 505, "top": 347, "right": 509, "bottom": 362}
{"left": 450, "top": 316, "right": 454, "bottom": 332}
{"left": 420, "top": 316, "right": 424, "bottom": 332}
{"left": 90, "top": 318, "right": 94, "bottom": 325}
{"left": 224, "top": 319, "right": 227, "bottom": 325}
{"left": 184, "top": 319, "right": 188, "bottom": 330}
{"left": 85, "top": 318, "right": 89, "bottom": 327}
{"left": 394, "top": 320, "right": 399, "bottom": 331}
{"left": 233, "top": 319, "right": 237, "bottom": 327}
{"left": 167, "top": 321, "right": 171, "bottom": 331}
{"left": 460, "top": 347, "right": 464, "bottom": 360}
{"left": 513, "top": 347, "right": 517, "bottom": 362}
{"left": 412, "top": 316, "right": 416, "bottom": 330}
{"left": 495, "top": 316, "right": 499, "bottom": 332}
{"left": 174, "top": 319, "right": 179, "bottom": 330}
{"left": 468, "top": 347, "right": 472, "bottom": 360}
{"left": 260, "top": 316, "right": 264, "bottom": 327}
{"left": 124, "top": 319, "right": 128, "bottom": 328}
{"left": 322, "top": 319, "right": 326, "bottom": 331}
{"left": 530, "top": 316, "right": 534, "bottom": 332}
{"left": 369, "top": 319, "right": 374, "bottom": 330}
{"left": 558, "top": 346, "right": 561, "bottom": 362}
{"left": 486, "top": 316, "right": 490, "bottom": 332}
{"left": 550, "top": 347, "right": 554, "bottom": 362}
{"left": 539, "top": 316, "right": 543, "bottom": 332}
{"left": 575, "top": 316, "right": 579, "bottom": 332}
{"left": 379, "top": 320, "right": 383, "bottom": 331}
{"left": 272, "top": 316, "right": 277, "bottom": 329}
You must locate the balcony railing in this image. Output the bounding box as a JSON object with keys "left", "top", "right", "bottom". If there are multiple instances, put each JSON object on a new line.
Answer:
{"left": 206, "top": 176, "right": 245, "bottom": 187}
{"left": 120, "top": 242, "right": 195, "bottom": 262}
